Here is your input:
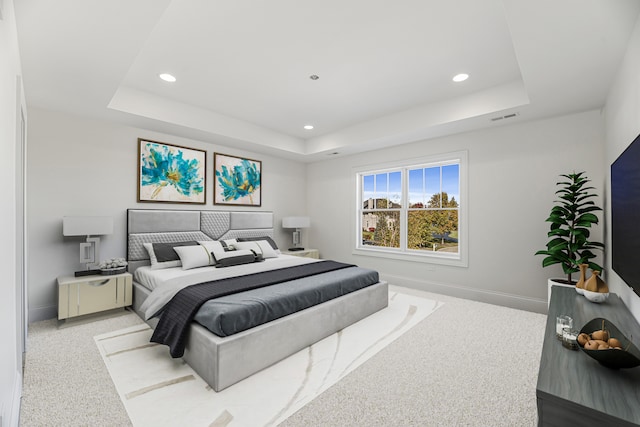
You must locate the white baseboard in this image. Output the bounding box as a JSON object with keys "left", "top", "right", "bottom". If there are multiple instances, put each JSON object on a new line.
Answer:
{"left": 28, "top": 305, "right": 57, "bottom": 323}
{"left": 381, "top": 273, "right": 548, "bottom": 314}
{"left": 2, "top": 370, "right": 22, "bottom": 427}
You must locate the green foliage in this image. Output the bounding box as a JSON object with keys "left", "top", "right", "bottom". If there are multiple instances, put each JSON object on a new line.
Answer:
{"left": 407, "top": 192, "right": 459, "bottom": 249}
{"left": 365, "top": 193, "right": 458, "bottom": 251}
{"left": 535, "top": 172, "right": 604, "bottom": 283}
{"left": 427, "top": 192, "right": 458, "bottom": 244}
{"left": 372, "top": 212, "right": 400, "bottom": 248}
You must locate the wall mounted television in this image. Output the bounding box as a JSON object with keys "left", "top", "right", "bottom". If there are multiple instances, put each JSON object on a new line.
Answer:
{"left": 611, "top": 132, "right": 640, "bottom": 297}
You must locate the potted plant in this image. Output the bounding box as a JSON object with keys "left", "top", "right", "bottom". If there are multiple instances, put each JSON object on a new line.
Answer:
{"left": 535, "top": 172, "right": 604, "bottom": 289}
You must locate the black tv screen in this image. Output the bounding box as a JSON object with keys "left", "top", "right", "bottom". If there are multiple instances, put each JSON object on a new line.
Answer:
{"left": 611, "top": 132, "right": 640, "bottom": 297}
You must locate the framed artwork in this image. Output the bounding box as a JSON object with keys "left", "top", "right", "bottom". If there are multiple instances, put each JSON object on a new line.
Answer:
{"left": 137, "top": 138, "right": 206, "bottom": 204}
{"left": 214, "top": 152, "right": 262, "bottom": 206}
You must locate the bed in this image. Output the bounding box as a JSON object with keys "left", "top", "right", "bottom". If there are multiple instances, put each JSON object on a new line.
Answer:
{"left": 127, "top": 209, "right": 389, "bottom": 391}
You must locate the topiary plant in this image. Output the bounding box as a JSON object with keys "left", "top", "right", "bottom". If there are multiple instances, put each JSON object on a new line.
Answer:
{"left": 535, "top": 172, "right": 604, "bottom": 284}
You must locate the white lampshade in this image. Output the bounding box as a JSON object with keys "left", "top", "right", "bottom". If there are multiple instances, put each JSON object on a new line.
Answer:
{"left": 282, "top": 216, "right": 310, "bottom": 229}
{"left": 63, "top": 216, "right": 114, "bottom": 273}
{"left": 63, "top": 216, "right": 113, "bottom": 236}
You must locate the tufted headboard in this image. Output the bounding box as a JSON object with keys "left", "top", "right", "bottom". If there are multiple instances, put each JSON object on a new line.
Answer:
{"left": 127, "top": 209, "right": 274, "bottom": 274}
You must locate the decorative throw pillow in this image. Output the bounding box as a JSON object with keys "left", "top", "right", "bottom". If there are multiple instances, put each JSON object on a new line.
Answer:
{"left": 199, "top": 240, "right": 228, "bottom": 261}
{"left": 237, "top": 236, "right": 279, "bottom": 252}
{"left": 213, "top": 249, "right": 261, "bottom": 268}
{"left": 174, "top": 245, "right": 214, "bottom": 270}
{"left": 143, "top": 241, "right": 199, "bottom": 269}
{"left": 233, "top": 240, "right": 278, "bottom": 259}
{"left": 198, "top": 241, "right": 226, "bottom": 261}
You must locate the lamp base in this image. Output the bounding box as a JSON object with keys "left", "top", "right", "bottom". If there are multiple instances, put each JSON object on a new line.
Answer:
{"left": 74, "top": 269, "right": 102, "bottom": 277}
{"left": 287, "top": 247, "right": 305, "bottom": 251}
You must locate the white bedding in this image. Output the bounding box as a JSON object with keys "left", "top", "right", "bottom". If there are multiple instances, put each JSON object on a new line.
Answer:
{"left": 136, "top": 254, "right": 319, "bottom": 320}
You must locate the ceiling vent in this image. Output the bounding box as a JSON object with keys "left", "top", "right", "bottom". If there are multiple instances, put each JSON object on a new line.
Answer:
{"left": 490, "top": 112, "right": 520, "bottom": 122}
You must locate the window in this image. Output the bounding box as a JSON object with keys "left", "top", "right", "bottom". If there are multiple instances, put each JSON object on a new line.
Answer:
{"left": 355, "top": 151, "right": 467, "bottom": 266}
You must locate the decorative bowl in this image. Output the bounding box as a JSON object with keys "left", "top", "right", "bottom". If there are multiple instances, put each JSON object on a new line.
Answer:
{"left": 101, "top": 266, "right": 127, "bottom": 275}
{"left": 578, "top": 318, "right": 640, "bottom": 369}
{"left": 583, "top": 290, "right": 609, "bottom": 303}
{"left": 575, "top": 286, "right": 584, "bottom": 295}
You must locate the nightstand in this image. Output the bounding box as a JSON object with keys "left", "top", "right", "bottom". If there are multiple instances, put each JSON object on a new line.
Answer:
{"left": 57, "top": 272, "right": 132, "bottom": 320}
{"left": 282, "top": 248, "right": 320, "bottom": 259}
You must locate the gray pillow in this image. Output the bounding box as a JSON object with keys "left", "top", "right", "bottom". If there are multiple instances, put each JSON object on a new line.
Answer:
{"left": 143, "top": 241, "right": 200, "bottom": 270}
{"left": 213, "top": 249, "right": 263, "bottom": 268}
{"left": 237, "top": 236, "right": 279, "bottom": 251}
{"left": 153, "top": 241, "right": 199, "bottom": 262}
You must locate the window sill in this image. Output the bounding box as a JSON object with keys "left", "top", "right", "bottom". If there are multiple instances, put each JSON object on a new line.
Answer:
{"left": 352, "top": 247, "right": 468, "bottom": 267}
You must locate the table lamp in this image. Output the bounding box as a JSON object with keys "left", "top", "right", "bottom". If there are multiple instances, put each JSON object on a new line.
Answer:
{"left": 63, "top": 216, "right": 114, "bottom": 276}
{"left": 282, "top": 216, "right": 310, "bottom": 251}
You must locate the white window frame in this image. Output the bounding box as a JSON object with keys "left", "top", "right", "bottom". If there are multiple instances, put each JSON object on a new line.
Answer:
{"left": 353, "top": 150, "right": 468, "bottom": 267}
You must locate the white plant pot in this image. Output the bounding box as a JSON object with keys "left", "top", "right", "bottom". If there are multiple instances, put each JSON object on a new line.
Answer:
{"left": 547, "top": 278, "right": 575, "bottom": 306}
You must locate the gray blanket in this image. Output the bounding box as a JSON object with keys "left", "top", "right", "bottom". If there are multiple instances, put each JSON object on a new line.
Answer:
{"left": 195, "top": 266, "right": 380, "bottom": 336}
{"left": 150, "top": 260, "right": 357, "bottom": 358}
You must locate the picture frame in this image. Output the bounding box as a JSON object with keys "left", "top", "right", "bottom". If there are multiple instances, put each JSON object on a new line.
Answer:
{"left": 214, "top": 152, "right": 262, "bottom": 206}
{"left": 137, "top": 138, "right": 206, "bottom": 204}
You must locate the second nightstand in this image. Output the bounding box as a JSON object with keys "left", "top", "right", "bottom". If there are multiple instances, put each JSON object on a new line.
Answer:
{"left": 282, "top": 248, "right": 320, "bottom": 259}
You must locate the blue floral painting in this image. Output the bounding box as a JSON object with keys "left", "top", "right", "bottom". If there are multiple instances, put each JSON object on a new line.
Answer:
{"left": 214, "top": 153, "right": 262, "bottom": 206}
{"left": 138, "top": 139, "right": 206, "bottom": 204}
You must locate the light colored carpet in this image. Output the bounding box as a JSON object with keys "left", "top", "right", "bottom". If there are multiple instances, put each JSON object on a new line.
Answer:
{"left": 281, "top": 287, "right": 546, "bottom": 427}
{"left": 20, "top": 311, "right": 141, "bottom": 426}
{"left": 20, "top": 286, "right": 546, "bottom": 426}
{"left": 93, "top": 291, "right": 441, "bottom": 426}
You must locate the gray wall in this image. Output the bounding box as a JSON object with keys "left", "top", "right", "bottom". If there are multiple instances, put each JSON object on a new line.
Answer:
{"left": 23, "top": 16, "right": 640, "bottom": 325}
{"left": 9, "top": 6, "right": 640, "bottom": 426}
{"left": 307, "top": 109, "right": 605, "bottom": 313}
{"left": 604, "top": 13, "right": 640, "bottom": 323}
{"left": 26, "top": 108, "right": 308, "bottom": 322}
{"left": 26, "top": 104, "right": 621, "bottom": 319}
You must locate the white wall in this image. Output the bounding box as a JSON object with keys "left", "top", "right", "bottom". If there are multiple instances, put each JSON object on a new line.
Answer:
{"left": 26, "top": 108, "right": 308, "bottom": 321}
{"left": 27, "top": 108, "right": 609, "bottom": 318}
{"left": 0, "top": 0, "right": 24, "bottom": 425}
{"left": 307, "top": 110, "right": 605, "bottom": 313}
{"left": 604, "top": 13, "right": 640, "bottom": 323}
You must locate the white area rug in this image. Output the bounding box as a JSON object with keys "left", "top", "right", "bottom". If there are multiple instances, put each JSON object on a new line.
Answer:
{"left": 94, "top": 291, "right": 442, "bottom": 427}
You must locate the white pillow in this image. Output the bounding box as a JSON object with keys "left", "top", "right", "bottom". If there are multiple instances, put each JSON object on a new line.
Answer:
{"left": 255, "top": 240, "right": 280, "bottom": 258}
{"left": 234, "top": 240, "right": 279, "bottom": 259}
{"left": 143, "top": 242, "right": 182, "bottom": 270}
{"left": 174, "top": 245, "right": 214, "bottom": 270}
{"left": 199, "top": 240, "right": 228, "bottom": 260}
{"left": 198, "top": 240, "right": 224, "bottom": 258}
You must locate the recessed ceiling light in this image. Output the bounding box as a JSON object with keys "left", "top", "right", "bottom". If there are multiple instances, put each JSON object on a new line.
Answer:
{"left": 159, "top": 73, "right": 177, "bottom": 83}
{"left": 309, "top": 75, "right": 319, "bottom": 80}
{"left": 303, "top": 125, "right": 314, "bottom": 130}
{"left": 452, "top": 73, "right": 469, "bottom": 82}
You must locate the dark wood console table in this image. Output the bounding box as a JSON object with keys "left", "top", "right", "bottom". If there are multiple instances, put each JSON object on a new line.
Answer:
{"left": 537, "top": 286, "right": 640, "bottom": 426}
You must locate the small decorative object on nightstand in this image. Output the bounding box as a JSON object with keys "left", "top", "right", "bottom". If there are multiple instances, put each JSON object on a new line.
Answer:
{"left": 57, "top": 271, "right": 132, "bottom": 320}
{"left": 99, "top": 257, "right": 128, "bottom": 275}
{"left": 282, "top": 248, "right": 320, "bottom": 259}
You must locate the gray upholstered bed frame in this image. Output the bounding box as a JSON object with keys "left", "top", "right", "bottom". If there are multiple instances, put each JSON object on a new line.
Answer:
{"left": 127, "top": 209, "right": 389, "bottom": 391}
